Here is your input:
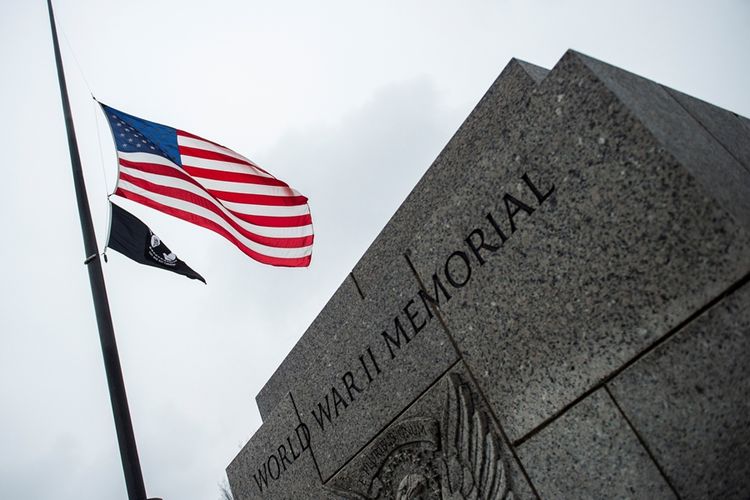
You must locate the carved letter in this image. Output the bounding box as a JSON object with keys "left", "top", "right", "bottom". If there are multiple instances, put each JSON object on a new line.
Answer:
{"left": 267, "top": 455, "right": 281, "bottom": 480}
{"left": 465, "top": 228, "right": 500, "bottom": 265}
{"left": 381, "top": 316, "right": 411, "bottom": 359}
{"left": 444, "top": 250, "right": 472, "bottom": 288}
{"left": 342, "top": 371, "right": 362, "bottom": 402}
{"left": 486, "top": 211, "right": 508, "bottom": 243}
{"left": 368, "top": 346, "right": 382, "bottom": 374}
{"left": 403, "top": 298, "right": 427, "bottom": 335}
{"left": 331, "top": 386, "right": 348, "bottom": 416}
{"left": 417, "top": 273, "right": 452, "bottom": 315}
{"left": 503, "top": 193, "right": 535, "bottom": 233}
{"left": 522, "top": 172, "right": 555, "bottom": 204}
{"left": 296, "top": 423, "right": 311, "bottom": 451}
{"left": 287, "top": 435, "right": 300, "bottom": 461}
{"left": 253, "top": 463, "right": 269, "bottom": 493}
{"left": 359, "top": 353, "right": 373, "bottom": 383}
{"left": 278, "top": 444, "right": 292, "bottom": 471}
{"left": 311, "top": 395, "right": 332, "bottom": 431}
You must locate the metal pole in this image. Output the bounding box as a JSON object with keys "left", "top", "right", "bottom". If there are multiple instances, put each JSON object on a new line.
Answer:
{"left": 45, "top": 2, "right": 148, "bottom": 499}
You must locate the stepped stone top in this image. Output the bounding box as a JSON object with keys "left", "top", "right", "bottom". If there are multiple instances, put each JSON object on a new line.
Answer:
{"left": 227, "top": 50, "right": 750, "bottom": 500}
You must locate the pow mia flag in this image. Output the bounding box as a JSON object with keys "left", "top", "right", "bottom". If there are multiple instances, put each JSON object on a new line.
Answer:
{"left": 106, "top": 203, "right": 206, "bottom": 284}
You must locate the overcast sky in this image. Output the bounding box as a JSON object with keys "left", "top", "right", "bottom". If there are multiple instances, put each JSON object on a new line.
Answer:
{"left": 1, "top": 1, "right": 748, "bottom": 499}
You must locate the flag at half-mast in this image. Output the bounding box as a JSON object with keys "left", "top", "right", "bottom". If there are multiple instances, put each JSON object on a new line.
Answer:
{"left": 107, "top": 202, "right": 206, "bottom": 283}
{"left": 100, "top": 103, "right": 313, "bottom": 267}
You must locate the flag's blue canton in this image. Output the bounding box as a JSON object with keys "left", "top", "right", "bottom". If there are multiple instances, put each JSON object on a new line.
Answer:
{"left": 101, "top": 104, "right": 182, "bottom": 167}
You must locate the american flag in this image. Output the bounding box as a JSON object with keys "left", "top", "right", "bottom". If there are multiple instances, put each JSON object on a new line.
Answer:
{"left": 100, "top": 103, "right": 313, "bottom": 267}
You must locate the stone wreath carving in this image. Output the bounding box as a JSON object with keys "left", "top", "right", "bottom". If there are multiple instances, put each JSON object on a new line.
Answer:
{"left": 327, "top": 373, "right": 513, "bottom": 499}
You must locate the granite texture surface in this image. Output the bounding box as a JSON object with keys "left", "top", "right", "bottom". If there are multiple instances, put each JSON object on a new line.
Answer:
{"left": 227, "top": 394, "right": 334, "bottom": 500}
{"left": 515, "top": 60, "right": 549, "bottom": 84}
{"left": 608, "top": 281, "right": 750, "bottom": 499}
{"left": 406, "top": 49, "right": 750, "bottom": 443}
{"left": 664, "top": 86, "right": 750, "bottom": 173}
{"left": 517, "top": 389, "right": 676, "bottom": 499}
{"left": 739, "top": 114, "right": 750, "bottom": 143}
{"left": 578, "top": 54, "right": 750, "bottom": 230}
{"left": 326, "top": 362, "right": 537, "bottom": 500}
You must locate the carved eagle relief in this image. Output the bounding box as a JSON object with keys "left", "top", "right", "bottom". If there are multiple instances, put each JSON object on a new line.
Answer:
{"left": 440, "top": 374, "right": 512, "bottom": 500}
{"left": 326, "top": 373, "right": 513, "bottom": 500}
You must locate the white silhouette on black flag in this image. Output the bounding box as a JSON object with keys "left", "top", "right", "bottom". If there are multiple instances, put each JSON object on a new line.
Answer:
{"left": 107, "top": 202, "right": 206, "bottom": 283}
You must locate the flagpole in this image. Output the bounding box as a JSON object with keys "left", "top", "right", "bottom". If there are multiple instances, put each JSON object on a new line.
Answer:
{"left": 45, "top": 2, "right": 149, "bottom": 500}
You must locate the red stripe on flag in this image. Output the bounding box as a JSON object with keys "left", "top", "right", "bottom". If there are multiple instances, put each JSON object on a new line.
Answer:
{"left": 176, "top": 129, "right": 227, "bottom": 149}
{"left": 209, "top": 190, "right": 308, "bottom": 206}
{"left": 115, "top": 188, "right": 312, "bottom": 267}
{"left": 118, "top": 172, "right": 314, "bottom": 248}
{"left": 232, "top": 212, "right": 313, "bottom": 228}
{"left": 119, "top": 158, "right": 309, "bottom": 228}
{"left": 176, "top": 130, "right": 274, "bottom": 177}
{"left": 119, "top": 158, "right": 202, "bottom": 188}
{"left": 181, "top": 165, "right": 288, "bottom": 187}
{"left": 179, "top": 145, "right": 258, "bottom": 168}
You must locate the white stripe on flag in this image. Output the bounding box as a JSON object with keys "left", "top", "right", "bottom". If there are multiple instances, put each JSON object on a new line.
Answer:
{"left": 118, "top": 179, "right": 313, "bottom": 259}
{"left": 118, "top": 166, "right": 314, "bottom": 237}
{"left": 180, "top": 155, "right": 274, "bottom": 177}
{"left": 120, "top": 151, "right": 182, "bottom": 169}
{"left": 220, "top": 199, "right": 311, "bottom": 217}
{"left": 177, "top": 135, "right": 256, "bottom": 165}
{"left": 192, "top": 177, "right": 302, "bottom": 197}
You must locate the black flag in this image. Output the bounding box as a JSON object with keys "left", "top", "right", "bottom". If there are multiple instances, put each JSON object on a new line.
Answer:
{"left": 107, "top": 203, "right": 206, "bottom": 283}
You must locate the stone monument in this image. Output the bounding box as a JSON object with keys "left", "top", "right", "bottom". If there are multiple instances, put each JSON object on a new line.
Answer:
{"left": 226, "top": 50, "right": 750, "bottom": 499}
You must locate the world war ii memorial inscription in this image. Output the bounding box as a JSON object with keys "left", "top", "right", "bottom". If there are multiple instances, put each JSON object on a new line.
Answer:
{"left": 228, "top": 51, "right": 750, "bottom": 500}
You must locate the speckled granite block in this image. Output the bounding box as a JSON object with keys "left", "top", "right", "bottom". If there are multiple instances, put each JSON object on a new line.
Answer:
{"left": 517, "top": 389, "right": 676, "bottom": 499}
{"left": 608, "top": 282, "right": 750, "bottom": 499}
{"left": 739, "top": 114, "right": 750, "bottom": 141}
{"left": 326, "top": 363, "right": 537, "bottom": 500}
{"left": 406, "top": 50, "right": 750, "bottom": 442}
{"left": 516, "top": 60, "right": 549, "bottom": 84}
{"left": 227, "top": 394, "right": 333, "bottom": 500}
{"left": 663, "top": 87, "right": 750, "bottom": 173}
{"left": 230, "top": 51, "right": 750, "bottom": 500}
{"left": 578, "top": 54, "right": 750, "bottom": 229}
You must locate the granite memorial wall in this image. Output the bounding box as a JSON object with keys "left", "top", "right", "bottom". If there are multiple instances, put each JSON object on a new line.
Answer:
{"left": 227, "top": 50, "right": 750, "bottom": 499}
